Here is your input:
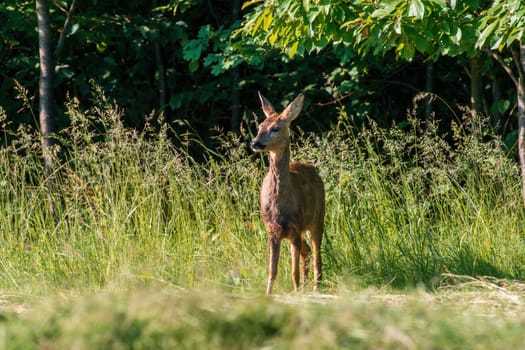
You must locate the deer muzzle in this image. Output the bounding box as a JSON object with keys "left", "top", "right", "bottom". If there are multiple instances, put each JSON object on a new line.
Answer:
{"left": 250, "top": 140, "right": 266, "bottom": 152}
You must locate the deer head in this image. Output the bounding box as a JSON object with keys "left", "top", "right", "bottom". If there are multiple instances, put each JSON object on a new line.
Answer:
{"left": 250, "top": 92, "right": 304, "bottom": 153}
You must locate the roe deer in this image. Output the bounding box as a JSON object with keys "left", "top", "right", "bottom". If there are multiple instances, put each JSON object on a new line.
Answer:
{"left": 250, "top": 92, "right": 325, "bottom": 294}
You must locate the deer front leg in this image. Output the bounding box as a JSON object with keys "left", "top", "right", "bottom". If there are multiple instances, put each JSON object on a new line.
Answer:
{"left": 267, "top": 236, "right": 281, "bottom": 295}
{"left": 290, "top": 236, "right": 302, "bottom": 292}
{"left": 300, "top": 238, "right": 311, "bottom": 289}
{"left": 290, "top": 236, "right": 301, "bottom": 292}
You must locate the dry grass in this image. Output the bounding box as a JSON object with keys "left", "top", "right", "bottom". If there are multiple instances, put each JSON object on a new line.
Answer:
{"left": 435, "top": 274, "right": 525, "bottom": 319}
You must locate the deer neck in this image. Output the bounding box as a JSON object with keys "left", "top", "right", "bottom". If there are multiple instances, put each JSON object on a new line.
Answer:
{"left": 268, "top": 140, "right": 292, "bottom": 196}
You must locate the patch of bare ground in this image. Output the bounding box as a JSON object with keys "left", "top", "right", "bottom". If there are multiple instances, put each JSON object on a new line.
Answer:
{"left": 435, "top": 273, "right": 525, "bottom": 319}
{"left": 272, "top": 273, "right": 525, "bottom": 320}
{"left": 0, "top": 295, "right": 31, "bottom": 314}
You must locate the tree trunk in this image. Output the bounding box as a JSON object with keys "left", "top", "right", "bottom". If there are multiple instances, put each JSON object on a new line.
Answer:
{"left": 153, "top": 0, "right": 167, "bottom": 120}
{"left": 493, "top": 46, "right": 525, "bottom": 206}
{"left": 470, "top": 57, "right": 484, "bottom": 117}
{"left": 491, "top": 75, "right": 503, "bottom": 132}
{"left": 424, "top": 62, "right": 434, "bottom": 119}
{"left": 36, "top": 0, "right": 57, "bottom": 219}
{"left": 231, "top": 0, "right": 241, "bottom": 133}
{"left": 155, "top": 42, "right": 167, "bottom": 113}
{"left": 36, "top": 0, "right": 55, "bottom": 177}
{"left": 517, "top": 45, "right": 525, "bottom": 206}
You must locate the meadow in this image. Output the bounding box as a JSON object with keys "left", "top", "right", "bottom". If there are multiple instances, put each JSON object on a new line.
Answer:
{"left": 1, "top": 95, "right": 525, "bottom": 347}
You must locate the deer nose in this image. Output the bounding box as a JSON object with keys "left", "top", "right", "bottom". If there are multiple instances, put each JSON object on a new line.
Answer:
{"left": 250, "top": 140, "right": 265, "bottom": 151}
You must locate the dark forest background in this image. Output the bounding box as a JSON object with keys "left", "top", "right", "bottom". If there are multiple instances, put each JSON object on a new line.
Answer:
{"left": 0, "top": 1, "right": 518, "bottom": 152}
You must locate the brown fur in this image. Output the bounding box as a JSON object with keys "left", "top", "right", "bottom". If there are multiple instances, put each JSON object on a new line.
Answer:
{"left": 250, "top": 92, "right": 325, "bottom": 294}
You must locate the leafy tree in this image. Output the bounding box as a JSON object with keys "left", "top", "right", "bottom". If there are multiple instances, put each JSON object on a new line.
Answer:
{"left": 238, "top": 1, "right": 483, "bottom": 110}
{"left": 239, "top": 0, "right": 525, "bottom": 205}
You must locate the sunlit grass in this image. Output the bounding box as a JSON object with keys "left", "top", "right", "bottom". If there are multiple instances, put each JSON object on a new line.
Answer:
{"left": 1, "top": 95, "right": 524, "bottom": 297}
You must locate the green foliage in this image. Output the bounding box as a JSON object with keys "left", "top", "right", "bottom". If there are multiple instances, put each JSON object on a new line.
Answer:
{"left": 476, "top": 1, "right": 525, "bottom": 50}
{"left": 239, "top": 0, "right": 353, "bottom": 58}
{"left": 239, "top": 0, "right": 490, "bottom": 61}
{"left": 182, "top": 23, "right": 262, "bottom": 76}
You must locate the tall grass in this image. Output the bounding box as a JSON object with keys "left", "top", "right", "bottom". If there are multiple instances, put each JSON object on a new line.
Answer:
{"left": 317, "top": 115, "right": 525, "bottom": 288}
{"left": 1, "top": 94, "right": 524, "bottom": 295}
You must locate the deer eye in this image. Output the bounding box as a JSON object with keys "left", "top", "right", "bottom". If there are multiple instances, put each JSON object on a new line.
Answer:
{"left": 270, "top": 126, "right": 280, "bottom": 133}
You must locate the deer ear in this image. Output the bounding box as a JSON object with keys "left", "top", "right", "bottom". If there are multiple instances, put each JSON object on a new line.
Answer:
{"left": 281, "top": 93, "right": 304, "bottom": 122}
{"left": 258, "top": 91, "right": 277, "bottom": 118}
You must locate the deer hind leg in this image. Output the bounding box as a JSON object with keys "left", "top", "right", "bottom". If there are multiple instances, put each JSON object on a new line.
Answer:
{"left": 300, "top": 236, "right": 311, "bottom": 289}
{"left": 267, "top": 236, "right": 281, "bottom": 295}
{"left": 290, "top": 236, "right": 301, "bottom": 292}
{"left": 311, "top": 225, "right": 323, "bottom": 292}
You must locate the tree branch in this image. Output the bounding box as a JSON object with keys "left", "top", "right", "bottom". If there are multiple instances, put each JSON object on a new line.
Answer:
{"left": 55, "top": 0, "right": 78, "bottom": 61}
{"left": 489, "top": 50, "right": 518, "bottom": 88}
{"left": 315, "top": 92, "right": 354, "bottom": 107}
{"left": 511, "top": 43, "right": 525, "bottom": 82}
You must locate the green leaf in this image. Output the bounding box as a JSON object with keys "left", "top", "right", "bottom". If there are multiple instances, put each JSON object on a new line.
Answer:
{"left": 252, "top": 12, "right": 265, "bottom": 35}
{"left": 414, "top": 33, "right": 427, "bottom": 52}
{"left": 503, "top": 130, "right": 518, "bottom": 150}
{"left": 477, "top": 20, "right": 498, "bottom": 48}
{"left": 289, "top": 41, "right": 299, "bottom": 57}
{"left": 408, "top": 0, "right": 424, "bottom": 19}
{"left": 321, "top": 4, "right": 331, "bottom": 16}
{"left": 182, "top": 40, "right": 205, "bottom": 61}
{"left": 241, "top": 0, "right": 264, "bottom": 10}
{"left": 308, "top": 9, "right": 321, "bottom": 25}
{"left": 394, "top": 20, "right": 402, "bottom": 34}
{"left": 169, "top": 94, "right": 183, "bottom": 109}
{"left": 68, "top": 23, "right": 79, "bottom": 37}
{"left": 263, "top": 11, "right": 273, "bottom": 31}
{"left": 303, "top": 0, "right": 310, "bottom": 12}
{"left": 455, "top": 26, "right": 462, "bottom": 43}
{"left": 372, "top": 2, "right": 398, "bottom": 18}
{"left": 211, "top": 63, "right": 225, "bottom": 75}
{"left": 491, "top": 36, "right": 504, "bottom": 51}
{"left": 268, "top": 32, "right": 278, "bottom": 46}
{"left": 198, "top": 25, "right": 212, "bottom": 40}
{"left": 188, "top": 60, "right": 199, "bottom": 73}
{"left": 96, "top": 41, "right": 107, "bottom": 53}
{"left": 139, "top": 25, "right": 151, "bottom": 39}
{"left": 491, "top": 99, "right": 510, "bottom": 115}
{"left": 507, "top": 27, "right": 524, "bottom": 47}
{"left": 56, "top": 64, "right": 74, "bottom": 79}
{"left": 397, "top": 41, "right": 415, "bottom": 61}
